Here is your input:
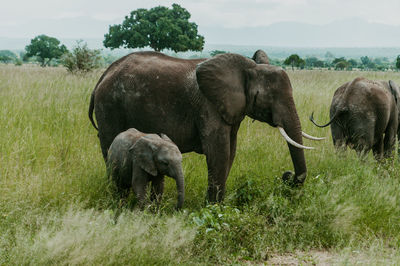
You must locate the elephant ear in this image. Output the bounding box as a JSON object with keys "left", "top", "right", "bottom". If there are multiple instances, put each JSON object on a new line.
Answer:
{"left": 389, "top": 80, "right": 400, "bottom": 104}
{"left": 130, "top": 136, "right": 158, "bottom": 176}
{"left": 196, "top": 53, "right": 256, "bottom": 125}
{"left": 252, "top": 49, "right": 269, "bottom": 64}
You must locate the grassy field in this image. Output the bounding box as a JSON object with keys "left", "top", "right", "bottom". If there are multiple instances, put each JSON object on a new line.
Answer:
{"left": 2, "top": 65, "right": 400, "bottom": 264}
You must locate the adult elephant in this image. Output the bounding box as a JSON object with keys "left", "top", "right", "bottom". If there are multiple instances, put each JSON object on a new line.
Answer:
{"left": 89, "top": 50, "right": 319, "bottom": 202}
{"left": 310, "top": 77, "right": 400, "bottom": 159}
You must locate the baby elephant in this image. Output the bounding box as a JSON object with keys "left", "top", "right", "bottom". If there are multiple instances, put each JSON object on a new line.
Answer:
{"left": 107, "top": 128, "right": 184, "bottom": 209}
{"left": 310, "top": 77, "right": 400, "bottom": 159}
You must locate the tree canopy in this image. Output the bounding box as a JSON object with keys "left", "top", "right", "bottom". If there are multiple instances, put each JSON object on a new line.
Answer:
{"left": 62, "top": 41, "right": 102, "bottom": 73}
{"left": 396, "top": 55, "right": 400, "bottom": 70}
{"left": 0, "top": 50, "right": 17, "bottom": 63}
{"left": 25, "top": 35, "right": 67, "bottom": 66}
{"left": 103, "top": 4, "right": 204, "bottom": 53}
{"left": 284, "top": 54, "right": 305, "bottom": 70}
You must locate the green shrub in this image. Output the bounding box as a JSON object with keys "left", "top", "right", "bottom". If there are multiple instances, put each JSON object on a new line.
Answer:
{"left": 14, "top": 59, "right": 23, "bottom": 66}
{"left": 189, "top": 204, "right": 267, "bottom": 262}
{"left": 234, "top": 179, "right": 262, "bottom": 207}
{"left": 62, "top": 41, "right": 102, "bottom": 73}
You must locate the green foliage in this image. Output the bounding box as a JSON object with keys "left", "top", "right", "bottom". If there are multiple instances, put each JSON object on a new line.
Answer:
{"left": 305, "top": 57, "right": 325, "bottom": 68}
{"left": 360, "top": 56, "right": 372, "bottom": 67}
{"left": 334, "top": 60, "right": 349, "bottom": 70}
{"left": 209, "top": 50, "right": 227, "bottom": 57}
{"left": 284, "top": 54, "right": 305, "bottom": 70}
{"left": 25, "top": 35, "right": 67, "bottom": 67}
{"left": 14, "top": 59, "right": 23, "bottom": 66}
{"left": 104, "top": 4, "right": 204, "bottom": 53}
{"left": 332, "top": 57, "right": 346, "bottom": 65}
{"left": 0, "top": 50, "right": 17, "bottom": 63}
{"left": 62, "top": 41, "right": 102, "bottom": 73}
{"left": 396, "top": 55, "right": 400, "bottom": 70}
{"left": 234, "top": 179, "right": 262, "bottom": 207}
{"left": 360, "top": 56, "right": 377, "bottom": 69}
{"left": 189, "top": 204, "right": 266, "bottom": 261}
{"left": 348, "top": 58, "right": 358, "bottom": 68}
{"left": 0, "top": 55, "right": 12, "bottom": 63}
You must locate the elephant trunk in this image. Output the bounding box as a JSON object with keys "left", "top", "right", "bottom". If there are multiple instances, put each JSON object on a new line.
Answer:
{"left": 174, "top": 168, "right": 185, "bottom": 209}
{"left": 279, "top": 103, "right": 307, "bottom": 185}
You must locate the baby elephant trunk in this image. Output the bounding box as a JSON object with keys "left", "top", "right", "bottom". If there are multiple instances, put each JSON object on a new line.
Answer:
{"left": 174, "top": 168, "right": 185, "bottom": 209}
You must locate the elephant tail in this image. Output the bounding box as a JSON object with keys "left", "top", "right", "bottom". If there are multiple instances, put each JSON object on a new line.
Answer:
{"left": 88, "top": 90, "right": 98, "bottom": 130}
{"left": 309, "top": 111, "right": 339, "bottom": 128}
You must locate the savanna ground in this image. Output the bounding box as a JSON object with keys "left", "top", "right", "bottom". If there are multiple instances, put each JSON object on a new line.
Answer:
{"left": 1, "top": 64, "right": 400, "bottom": 265}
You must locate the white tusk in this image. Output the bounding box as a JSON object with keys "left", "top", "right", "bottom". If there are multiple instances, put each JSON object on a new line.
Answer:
{"left": 278, "top": 127, "right": 315, "bottom": 150}
{"left": 302, "top": 131, "right": 326, "bottom": 141}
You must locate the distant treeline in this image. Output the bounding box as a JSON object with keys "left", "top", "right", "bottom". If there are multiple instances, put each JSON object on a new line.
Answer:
{"left": 2, "top": 47, "right": 400, "bottom": 72}
{"left": 181, "top": 50, "right": 400, "bottom": 72}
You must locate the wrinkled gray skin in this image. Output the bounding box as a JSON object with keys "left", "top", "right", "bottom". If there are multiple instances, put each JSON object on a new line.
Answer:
{"left": 310, "top": 77, "right": 400, "bottom": 159}
{"left": 107, "top": 128, "right": 184, "bottom": 209}
{"left": 90, "top": 50, "right": 307, "bottom": 202}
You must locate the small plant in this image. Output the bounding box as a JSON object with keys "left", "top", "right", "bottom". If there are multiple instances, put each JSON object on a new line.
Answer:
{"left": 190, "top": 204, "right": 240, "bottom": 233}
{"left": 189, "top": 204, "right": 266, "bottom": 262}
{"left": 14, "top": 59, "right": 23, "bottom": 66}
{"left": 62, "top": 41, "right": 102, "bottom": 73}
{"left": 234, "top": 179, "right": 262, "bottom": 207}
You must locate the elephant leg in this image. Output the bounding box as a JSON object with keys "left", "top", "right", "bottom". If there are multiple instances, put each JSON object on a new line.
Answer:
{"left": 99, "top": 129, "right": 125, "bottom": 162}
{"left": 132, "top": 171, "right": 149, "bottom": 209}
{"left": 372, "top": 137, "right": 384, "bottom": 160}
{"left": 383, "top": 120, "right": 397, "bottom": 158}
{"left": 97, "top": 109, "right": 126, "bottom": 162}
{"left": 398, "top": 129, "right": 400, "bottom": 156}
{"left": 228, "top": 124, "right": 240, "bottom": 172}
{"left": 354, "top": 133, "right": 373, "bottom": 159}
{"left": 150, "top": 175, "right": 165, "bottom": 205}
{"left": 202, "top": 126, "right": 231, "bottom": 203}
{"left": 331, "top": 123, "right": 346, "bottom": 152}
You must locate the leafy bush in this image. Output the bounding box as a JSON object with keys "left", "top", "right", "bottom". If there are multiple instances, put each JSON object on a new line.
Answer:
{"left": 189, "top": 204, "right": 267, "bottom": 262}
{"left": 62, "top": 41, "right": 102, "bottom": 73}
{"left": 0, "top": 50, "right": 17, "bottom": 64}
{"left": 14, "top": 59, "right": 23, "bottom": 66}
{"left": 234, "top": 179, "right": 262, "bottom": 207}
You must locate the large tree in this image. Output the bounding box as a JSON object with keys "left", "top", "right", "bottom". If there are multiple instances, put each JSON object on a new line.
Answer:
{"left": 103, "top": 4, "right": 204, "bottom": 52}
{"left": 0, "top": 50, "right": 17, "bottom": 64}
{"left": 25, "top": 35, "right": 67, "bottom": 66}
{"left": 396, "top": 55, "right": 400, "bottom": 71}
{"left": 284, "top": 54, "right": 305, "bottom": 70}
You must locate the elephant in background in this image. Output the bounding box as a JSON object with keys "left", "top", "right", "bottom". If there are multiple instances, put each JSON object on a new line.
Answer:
{"left": 89, "top": 50, "right": 321, "bottom": 202}
{"left": 107, "top": 128, "right": 184, "bottom": 209}
{"left": 310, "top": 77, "right": 400, "bottom": 159}
{"left": 252, "top": 49, "right": 269, "bottom": 64}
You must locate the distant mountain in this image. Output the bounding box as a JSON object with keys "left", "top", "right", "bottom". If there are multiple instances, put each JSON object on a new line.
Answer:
{"left": 2, "top": 17, "right": 400, "bottom": 59}
{"left": 200, "top": 18, "right": 400, "bottom": 47}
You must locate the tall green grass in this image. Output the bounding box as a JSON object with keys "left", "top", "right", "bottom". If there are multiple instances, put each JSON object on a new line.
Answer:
{"left": 2, "top": 65, "right": 400, "bottom": 264}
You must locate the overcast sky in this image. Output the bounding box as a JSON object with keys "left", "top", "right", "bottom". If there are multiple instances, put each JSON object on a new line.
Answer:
{"left": 2, "top": 0, "right": 400, "bottom": 39}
